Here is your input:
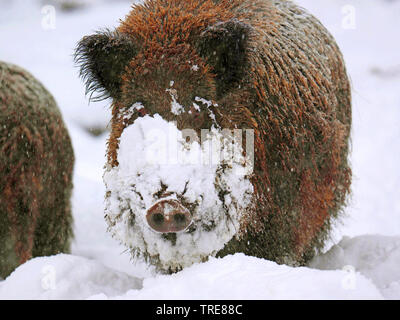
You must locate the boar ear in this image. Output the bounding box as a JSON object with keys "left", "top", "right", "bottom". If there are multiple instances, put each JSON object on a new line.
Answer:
{"left": 197, "top": 19, "right": 253, "bottom": 95}
{"left": 74, "top": 29, "right": 137, "bottom": 101}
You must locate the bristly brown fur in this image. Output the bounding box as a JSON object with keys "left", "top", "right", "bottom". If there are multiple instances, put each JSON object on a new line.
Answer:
{"left": 76, "top": 0, "right": 352, "bottom": 267}
{"left": 0, "top": 61, "right": 74, "bottom": 278}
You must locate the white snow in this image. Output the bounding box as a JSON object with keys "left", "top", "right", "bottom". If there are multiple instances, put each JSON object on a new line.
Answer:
{"left": 194, "top": 96, "right": 218, "bottom": 108}
{"left": 194, "top": 97, "right": 219, "bottom": 124}
{"left": 121, "top": 102, "right": 145, "bottom": 120}
{"left": 310, "top": 235, "right": 400, "bottom": 300}
{"left": 0, "top": 254, "right": 142, "bottom": 300}
{"left": 166, "top": 87, "right": 186, "bottom": 115}
{"left": 0, "top": 0, "right": 399, "bottom": 299}
{"left": 0, "top": 253, "right": 384, "bottom": 300}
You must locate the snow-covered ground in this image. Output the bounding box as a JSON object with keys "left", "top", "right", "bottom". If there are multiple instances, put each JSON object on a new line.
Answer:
{"left": 0, "top": 0, "right": 399, "bottom": 299}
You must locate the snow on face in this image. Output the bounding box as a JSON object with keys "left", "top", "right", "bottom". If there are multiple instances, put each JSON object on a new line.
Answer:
{"left": 103, "top": 112, "right": 254, "bottom": 271}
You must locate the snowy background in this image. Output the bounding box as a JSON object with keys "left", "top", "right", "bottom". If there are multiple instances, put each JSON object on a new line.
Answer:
{"left": 0, "top": 0, "right": 399, "bottom": 299}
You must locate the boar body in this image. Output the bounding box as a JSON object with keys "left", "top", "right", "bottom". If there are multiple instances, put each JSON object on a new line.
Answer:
{"left": 76, "top": 0, "right": 352, "bottom": 272}
{"left": 0, "top": 61, "right": 74, "bottom": 278}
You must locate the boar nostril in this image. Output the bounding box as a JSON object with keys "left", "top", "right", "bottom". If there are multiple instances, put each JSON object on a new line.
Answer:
{"left": 174, "top": 213, "right": 186, "bottom": 224}
{"left": 152, "top": 213, "right": 164, "bottom": 225}
{"left": 146, "top": 199, "right": 192, "bottom": 233}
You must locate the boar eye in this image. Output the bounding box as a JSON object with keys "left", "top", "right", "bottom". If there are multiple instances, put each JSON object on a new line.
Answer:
{"left": 136, "top": 107, "right": 148, "bottom": 117}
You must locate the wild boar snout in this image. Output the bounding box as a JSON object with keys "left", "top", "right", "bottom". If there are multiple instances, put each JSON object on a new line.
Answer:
{"left": 146, "top": 199, "right": 192, "bottom": 233}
